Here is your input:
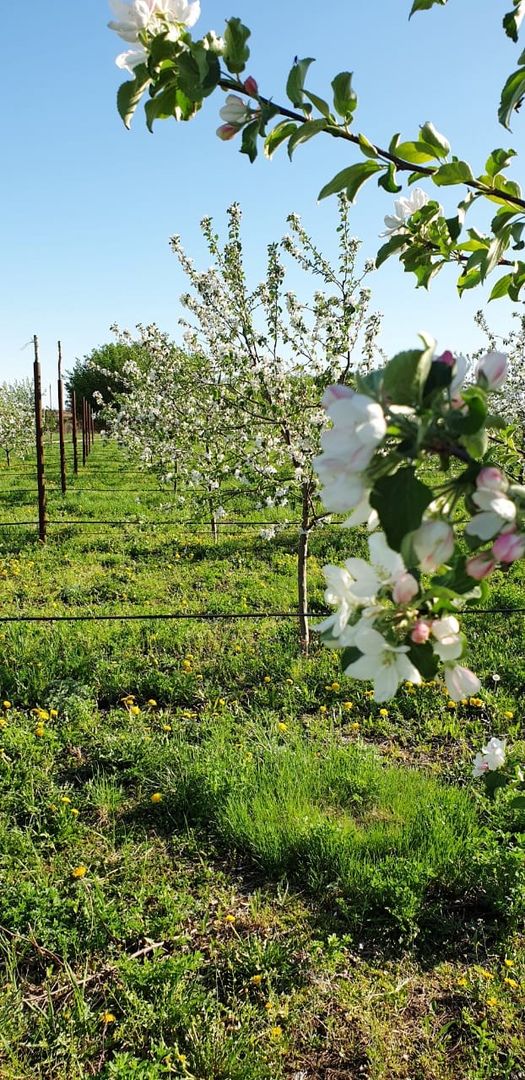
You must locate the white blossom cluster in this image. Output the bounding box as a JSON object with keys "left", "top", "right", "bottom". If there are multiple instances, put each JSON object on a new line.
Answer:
{"left": 0, "top": 380, "right": 35, "bottom": 467}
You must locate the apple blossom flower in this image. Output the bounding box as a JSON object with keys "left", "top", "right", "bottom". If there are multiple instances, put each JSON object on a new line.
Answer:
{"left": 413, "top": 519, "right": 455, "bottom": 573}
{"left": 115, "top": 44, "right": 148, "bottom": 71}
{"left": 315, "top": 565, "right": 360, "bottom": 639}
{"left": 472, "top": 737, "right": 506, "bottom": 777}
{"left": 450, "top": 354, "right": 468, "bottom": 393}
{"left": 217, "top": 124, "right": 239, "bottom": 141}
{"left": 431, "top": 615, "right": 462, "bottom": 661}
{"left": 219, "top": 95, "right": 252, "bottom": 128}
{"left": 476, "top": 467, "right": 507, "bottom": 492}
{"left": 476, "top": 351, "right": 508, "bottom": 391}
{"left": 444, "top": 664, "right": 481, "bottom": 702}
{"left": 411, "top": 619, "right": 430, "bottom": 645}
{"left": 344, "top": 532, "right": 410, "bottom": 602}
{"left": 467, "top": 487, "right": 516, "bottom": 541}
{"left": 244, "top": 76, "right": 259, "bottom": 97}
{"left": 466, "top": 552, "right": 497, "bottom": 580}
{"left": 341, "top": 491, "right": 379, "bottom": 531}
{"left": 108, "top": 0, "right": 201, "bottom": 43}
{"left": 344, "top": 625, "right": 422, "bottom": 702}
{"left": 392, "top": 571, "right": 419, "bottom": 605}
{"left": 313, "top": 459, "right": 367, "bottom": 514}
{"left": 492, "top": 530, "right": 525, "bottom": 563}
{"left": 381, "top": 188, "right": 429, "bottom": 237}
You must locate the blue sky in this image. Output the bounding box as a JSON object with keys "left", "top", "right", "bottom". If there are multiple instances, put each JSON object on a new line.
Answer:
{"left": 0, "top": 1, "right": 521, "bottom": 389}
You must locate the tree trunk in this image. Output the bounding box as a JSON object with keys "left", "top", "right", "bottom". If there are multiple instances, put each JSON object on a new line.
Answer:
{"left": 5, "top": 449, "right": 10, "bottom": 468}
{"left": 298, "top": 482, "right": 311, "bottom": 656}
{"left": 209, "top": 498, "right": 218, "bottom": 543}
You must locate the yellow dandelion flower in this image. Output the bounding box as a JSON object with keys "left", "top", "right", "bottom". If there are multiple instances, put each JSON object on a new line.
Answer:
{"left": 446, "top": 702, "right": 456, "bottom": 710}
{"left": 70, "top": 808, "right": 79, "bottom": 816}
{"left": 457, "top": 977, "right": 468, "bottom": 987}
{"left": 225, "top": 914, "right": 236, "bottom": 924}
{"left": 486, "top": 997, "right": 499, "bottom": 1007}
{"left": 342, "top": 701, "right": 354, "bottom": 710}
{"left": 71, "top": 865, "right": 87, "bottom": 879}
{"left": 101, "top": 1011, "right": 116, "bottom": 1024}
{"left": 129, "top": 705, "right": 140, "bottom": 715}
{"left": 218, "top": 698, "right": 226, "bottom": 706}
{"left": 331, "top": 682, "right": 340, "bottom": 691}
{"left": 349, "top": 722, "right": 360, "bottom": 732}
{"left": 285, "top": 678, "right": 294, "bottom": 685}
{"left": 263, "top": 676, "right": 271, "bottom": 684}
{"left": 150, "top": 792, "right": 163, "bottom": 804}
{"left": 478, "top": 968, "right": 494, "bottom": 980}
{"left": 163, "top": 724, "right": 172, "bottom": 732}
{"left": 319, "top": 705, "right": 327, "bottom": 714}
{"left": 35, "top": 725, "right": 45, "bottom": 737}
{"left": 461, "top": 698, "right": 468, "bottom": 705}
{"left": 250, "top": 974, "right": 263, "bottom": 986}
{"left": 504, "top": 977, "right": 519, "bottom": 989}
{"left": 147, "top": 699, "right": 157, "bottom": 707}
{"left": 504, "top": 959, "right": 514, "bottom": 968}
{"left": 379, "top": 708, "right": 389, "bottom": 718}
{"left": 50, "top": 709, "right": 58, "bottom": 718}
{"left": 3, "top": 701, "right": 11, "bottom": 709}
{"left": 503, "top": 711, "right": 514, "bottom": 720}
{"left": 270, "top": 1026, "right": 283, "bottom": 1040}
{"left": 277, "top": 722, "right": 287, "bottom": 733}
{"left": 60, "top": 796, "right": 71, "bottom": 804}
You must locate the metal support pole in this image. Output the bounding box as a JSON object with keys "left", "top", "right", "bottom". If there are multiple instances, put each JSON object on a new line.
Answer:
{"left": 57, "top": 341, "right": 67, "bottom": 495}
{"left": 33, "top": 336, "right": 47, "bottom": 543}
{"left": 71, "top": 390, "right": 79, "bottom": 475}
{"left": 82, "top": 398, "right": 86, "bottom": 467}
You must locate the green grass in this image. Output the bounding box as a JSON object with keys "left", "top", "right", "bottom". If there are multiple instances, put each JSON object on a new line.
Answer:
{"left": 0, "top": 441, "right": 523, "bottom": 1079}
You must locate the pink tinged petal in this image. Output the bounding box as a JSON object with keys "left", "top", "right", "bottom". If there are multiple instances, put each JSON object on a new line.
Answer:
{"left": 392, "top": 572, "right": 419, "bottom": 604}
{"left": 464, "top": 512, "right": 503, "bottom": 541}
{"left": 321, "top": 384, "right": 354, "bottom": 409}
{"left": 466, "top": 553, "right": 496, "bottom": 580}
{"left": 472, "top": 753, "right": 489, "bottom": 778}
{"left": 477, "top": 350, "right": 508, "bottom": 390}
{"left": 436, "top": 350, "right": 455, "bottom": 367}
{"left": 492, "top": 531, "right": 525, "bottom": 563}
{"left": 444, "top": 665, "right": 481, "bottom": 702}
{"left": 476, "top": 467, "right": 506, "bottom": 492}
{"left": 411, "top": 620, "right": 431, "bottom": 645}
{"left": 217, "top": 124, "right": 238, "bottom": 141}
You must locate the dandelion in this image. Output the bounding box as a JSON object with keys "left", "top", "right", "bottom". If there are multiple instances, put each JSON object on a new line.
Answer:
{"left": 504, "top": 977, "right": 519, "bottom": 989}
{"left": 101, "top": 1011, "right": 116, "bottom": 1024}
{"left": 60, "top": 796, "right": 71, "bottom": 804}
{"left": 163, "top": 724, "right": 172, "bottom": 732}
{"left": 446, "top": 701, "right": 456, "bottom": 710}
{"left": 3, "top": 701, "right": 11, "bottom": 709}
{"left": 263, "top": 676, "right": 272, "bottom": 684}
{"left": 251, "top": 974, "right": 263, "bottom": 986}
{"left": 270, "top": 1025, "right": 283, "bottom": 1040}
{"left": 225, "top": 914, "right": 236, "bottom": 924}
{"left": 70, "top": 808, "right": 79, "bottom": 816}
{"left": 379, "top": 708, "right": 389, "bottom": 717}
{"left": 150, "top": 792, "right": 163, "bottom": 803}
{"left": 349, "top": 721, "right": 360, "bottom": 733}
{"left": 277, "top": 722, "right": 287, "bottom": 733}
{"left": 50, "top": 709, "right": 58, "bottom": 718}
{"left": 486, "top": 997, "right": 499, "bottom": 1007}
{"left": 147, "top": 699, "right": 158, "bottom": 707}
{"left": 342, "top": 701, "right": 354, "bottom": 710}
{"left": 504, "top": 959, "right": 514, "bottom": 968}
{"left": 319, "top": 705, "right": 327, "bottom": 714}
{"left": 218, "top": 698, "right": 226, "bottom": 706}
{"left": 504, "top": 710, "right": 514, "bottom": 719}
{"left": 457, "top": 977, "right": 468, "bottom": 987}
{"left": 478, "top": 968, "right": 494, "bottom": 980}
{"left": 285, "top": 678, "right": 294, "bottom": 685}
{"left": 35, "top": 724, "right": 45, "bottom": 737}
{"left": 129, "top": 705, "right": 141, "bottom": 715}
{"left": 182, "top": 660, "right": 192, "bottom": 672}
{"left": 71, "top": 865, "right": 87, "bottom": 879}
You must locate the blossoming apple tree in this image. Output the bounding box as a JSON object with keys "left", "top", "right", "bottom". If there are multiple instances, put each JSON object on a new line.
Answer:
{"left": 0, "top": 381, "right": 35, "bottom": 467}
{"left": 108, "top": 0, "right": 525, "bottom": 710}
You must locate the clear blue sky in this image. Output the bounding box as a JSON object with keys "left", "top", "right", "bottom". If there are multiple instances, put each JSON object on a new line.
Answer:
{"left": 0, "top": 1, "right": 520, "bottom": 389}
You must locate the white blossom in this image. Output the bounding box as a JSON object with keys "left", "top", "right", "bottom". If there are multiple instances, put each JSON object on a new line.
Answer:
{"left": 381, "top": 188, "right": 429, "bottom": 237}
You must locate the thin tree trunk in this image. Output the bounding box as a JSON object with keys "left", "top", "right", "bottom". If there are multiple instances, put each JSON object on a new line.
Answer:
{"left": 5, "top": 450, "right": 10, "bottom": 468}
{"left": 298, "top": 481, "right": 311, "bottom": 655}
{"left": 209, "top": 498, "right": 218, "bottom": 543}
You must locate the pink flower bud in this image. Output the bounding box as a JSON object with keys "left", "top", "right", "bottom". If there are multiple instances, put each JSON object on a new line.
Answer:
{"left": 411, "top": 620, "right": 430, "bottom": 645}
{"left": 477, "top": 350, "right": 508, "bottom": 391}
{"left": 321, "top": 384, "right": 354, "bottom": 408}
{"left": 392, "top": 572, "right": 419, "bottom": 605}
{"left": 216, "top": 123, "right": 239, "bottom": 141}
{"left": 466, "top": 552, "right": 496, "bottom": 581}
{"left": 492, "top": 530, "right": 525, "bottom": 563}
{"left": 476, "top": 466, "right": 506, "bottom": 492}
{"left": 244, "top": 76, "right": 259, "bottom": 97}
{"left": 450, "top": 394, "right": 465, "bottom": 410}
{"left": 436, "top": 350, "right": 455, "bottom": 367}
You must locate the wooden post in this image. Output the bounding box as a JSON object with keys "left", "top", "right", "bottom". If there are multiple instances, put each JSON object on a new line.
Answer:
{"left": 33, "top": 336, "right": 47, "bottom": 543}
{"left": 57, "top": 342, "right": 67, "bottom": 495}
{"left": 71, "top": 390, "right": 79, "bottom": 475}
{"left": 90, "top": 406, "right": 95, "bottom": 449}
{"left": 82, "top": 398, "right": 86, "bottom": 467}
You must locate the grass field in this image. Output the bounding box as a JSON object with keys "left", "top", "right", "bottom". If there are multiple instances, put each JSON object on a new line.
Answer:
{"left": 0, "top": 438, "right": 524, "bottom": 1080}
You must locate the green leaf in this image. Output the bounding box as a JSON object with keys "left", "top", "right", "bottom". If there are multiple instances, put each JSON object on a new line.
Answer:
{"left": 382, "top": 347, "right": 434, "bottom": 405}
{"left": 481, "top": 231, "right": 511, "bottom": 280}
{"left": 303, "top": 90, "right": 332, "bottom": 118}
{"left": 375, "top": 233, "right": 408, "bottom": 269}
{"left": 457, "top": 267, "right": 482, "bottom": 293}
{"left": 378, "top": 163, "right": 402, "bottom": 193}
{"left": 510, "top": 795, "right": 525, "bottom": 810}
{"left": 433, "top": 160, "right": 474, "bottom": 186}
{"left": 318, "top": 160, "right": 382, "bottom": 202}
{"left": 410, "top": 0, "right": 447, "bottom": 13}
{"left": 240, "top": 119, "right": 260, "bottom": 163}
{"left": 498, "top": 64, "right": 525, "bottom": 129}
{"left": 485, "top": 147, "right": 517, "bottom": 177}
{"left": 407, "top": 642, "right": 439, "bottom": 681}
{"left": 286, "top": 57, "right": 315, "bottom": 107}
{"left": 484, "top": 771, "right": 509, "bottom": 797}
{"left": 341, "top": 646, "right": 362, "bottom": 671}
{"left": 331, "top": 72, "right": 357, "bottom": 120}
{"left": 145, "top": 84, "right": 190, "bottom": 131}
{"left": 503, "top": 1, "right": 525, "bottom": 41}
{"left": 358, "top": 133, "right": 378, "bottom": 158}
{"left": 223, "top": 17, "right": 251, "bottom": 74}
{"left": 176, "top": 46, "right": 220, "bottom": 102}
{"left": 370, "top": 469, "right": 434, "bottom": 552}
{"left": 288, "top": 118, "right": 328, "bottom": 158}
{"left": 117, "top": 68, "right": 150, "bottom": 129}
{"left": 489, "top": 274, "right": 514, "bottom": 300}
{"left": 395, "top": 140, "right": 438, "bottom": 164}
{"left": 419, "top": 121, "right": 450, "bottom": 158}
{"left": 264, "top": 121, "right": 298, "bottom": 159}
{"left": 448, "top": 387, "right": 487, "bottom": 435}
